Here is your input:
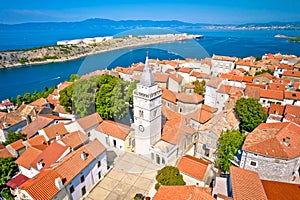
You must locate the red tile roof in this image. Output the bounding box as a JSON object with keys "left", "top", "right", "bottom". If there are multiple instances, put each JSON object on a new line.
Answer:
{"left": 9, "top": 139, "right": 25, "bottom": 151}
{"left": 268, "top": 104, "right": 285, "bottom": 116}
{"left": 243, "top": 122, "right": 300, "bottom": 158}
{"left": 60, "top": 130, "right": 89, "bottom": 149}
{"left": 52, "top": 140, "right": 106, "bottom": 184}
{"left": 42, "top": 123, "right": 68, "bottom": 141}
{"left": 212, "top": 55, "right": 237, "bottom": 62}
{"left": 176, "top": 93, "right": 204, "bottom": 104}
{"left": 30, "top": 98, "right": 48, "bottom": 107}
{"left": 0, "top": 112, "right": 26, "bottom": 130}
{"left": 190, "top": 71, "right": 211, "bottom": 79}
{"left": 0, "top": 148, "right": 13, "bottom": 158}
{"left": 283, "top": 70, "right": 300, "bottom": 78}
{"left": 96, "top": 120, "right": 131, "bottom": 140}
{"left": 177, "top": 155, "right": 210, "bottom": 180}
{"left": 169, "top": 73, "right": 184, "bottom": 83}
{"left": 284, "top": 91, "right": 300, "bottom": 100}
{"left": 77, "top": 112, "right": 103, "bottom": 131}
{"left": 162, "top": 88, "right": 177, "bottom": 104}
{"left": 284, "top": 104, "right": 300, "bottom": 117}
{"left": 189, "top": 108, "right": 214, "bottom": 124}
{"left": 153, "top": 185, "right": 214, "bottom": 200}
{"left": 19, "top": 169, "right": 61, "bottom": 200}
{"left": 47, "top": 94, "right": 59, "bottom": 105}
{"left": 245, "top": 86, "right": 261, "bottom": 99}
{"left": 278, "top": 64, "right": 294, "bottom": 70}
{"left": 16, "top": 146, "right": 43, "bottom": 169}
{"left": 153, "top": 73, "right": 169, "bottom": 83}
{"left": 260, "top": 89, "right": 284, "bottom": 100}
{"left": 262, "top": 179, "right": 300, "bottom": 200}
{"left": 217, "top": 85, "right": 244, "bottom": 95}
{"left": 24, "top": 135, "right": 47, "bottom": 148}
{"left": 267, "top": 83, "right": 286, "bottom": 91}
{"left": 206, "top": 78, "right": 224, "bottom": 88}
{"left": 220, "top": 73, "right": 253, "bottom": 83}
{"left": 22, "top": 116, "right": 54, "bottom": 138}
{"left": 230, "top": 166, "right": 267, "bottom": 200}
{"left": 6, "top": 174, "right": 30, "bottom": 189}
{"left": 178, "top": 68, "right": 193, "bottom": 74}
{"left": 57, "top": 81, "right": 73, "bottom": 91}
{"left": 31, "top": 141, "right": 69, "bottom": 169}
{"left": 254, "top": 73, "right": 274, "bottom": 80}
{"left": 201, "top": 104, "right": 218, "bottom": 113}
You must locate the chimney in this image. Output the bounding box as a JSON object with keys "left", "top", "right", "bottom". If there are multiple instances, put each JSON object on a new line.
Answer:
{"left": 55, "top": 177, "right": 64, "bottom": 190}
{"left": 81, "top": 151, "right": 87, "bottom": 160}
{"left": 283, "top": 137, "right": 291, "bottom": 147}
{"left": 37, "top": 159, "right": 44, "bottom": 170}
{"left": 3, "top": 122, "right": 9, "bottom": 129}
{"left": 55, "top": 132, "right": 61, "bottom": 140}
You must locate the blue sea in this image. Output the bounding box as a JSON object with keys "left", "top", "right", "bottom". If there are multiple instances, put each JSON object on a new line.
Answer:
{"left": 0, "top": 27, "right": 299, "bottom": 100}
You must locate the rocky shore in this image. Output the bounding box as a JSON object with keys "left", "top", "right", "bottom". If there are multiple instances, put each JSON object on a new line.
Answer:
{"left": 0, "top": 34, "right": 196, "bottom": 69}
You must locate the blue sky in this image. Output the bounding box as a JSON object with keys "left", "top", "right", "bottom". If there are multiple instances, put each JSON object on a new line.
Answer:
{"left": 1, "top": 0, "right": 299, "bottom": 24}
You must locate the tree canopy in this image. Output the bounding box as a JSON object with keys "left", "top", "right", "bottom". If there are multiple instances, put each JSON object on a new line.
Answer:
{"left": 193, "top": 80, "right": 206, "bottom": 96}
{"left": 155, "top": 166, "right": 185, "bottom": 190}
{"left": 235, "top": 98, "right": 267, "bottom": 132}
{"left": 4, "top": 132, "right": 24, "bottom": 146}
{"left": 0, "top": 157, "right": 17, "bottom": 186}
{"left": 59, "top": 84, "right": 73, "bottom": 113}
{"left": 216, "top": 130, "right": 245, "bottom": 173}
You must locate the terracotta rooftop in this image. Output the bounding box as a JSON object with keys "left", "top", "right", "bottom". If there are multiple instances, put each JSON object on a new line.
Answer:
{"left": 22, "top": 116, "right": 54, "bottom": 138}
{"left": 162, "top": 88, "right": 177, "bottom": 104}
{"left": 19, "top": 169, "right": 61, "bottom": 200}
{"left": 15, "top": 146, "right": 43, "bottom": 169}
{"left": 47, "top": 94, "right": 59, "bottom": 105}
{"left": 30, "top": 98, "right": 48, "bottom": 107}
{"left": 6, "top": 174, "right": 30, "bottom": 189}
{"left": 31, "top": 141, "right": 69, "bottom": 170}
{"left": 243, "top": 122, "right": 300, "bottom": 159}
{"left": 178, "top": 67, "right": 193, "bottom": 74}
{"left": 9, "top": 139, "right": 25, "bottom": 151}
{"left": 279, "top": 64, "right": 294, "bottom": 70}
{"left": 220, "top": 73, "right": 253, "bottom": 83}
{"left": 42, "top": 123, "right": 68, "bottom": 141}
{"left": 283, "top": 70, "right": 300, "bottom": 78}
{"left": 267, "top": 83, "right": 286, "bottom": 91}
{"left": 190, "top": 71, "right": 211, "bottom": 79}
{"left": 201, "top": 104, "right": 218, "bottom": 113}
{"left": 24, "top": 135, "right": 48, "bottom": 150}
{"left": 134, "top": 73, "right": 169, "bottom": 83}
{"left": 284, "top": 104, "right": 300, "bottom": 117}
{"left": 254, "top": 73, "right": 274, "bottom": 80}
{"left": 206, "top": 77, "right": 224, "bottom": 88}
{"left": 57, "top": 81, "right": 73, "bottom": 91}
{"left": 115, "top": 67, "right": 134, "bottom": 75}
{"left": 53, "top": 104, "right": 68, "bottom": 114}
{"left": 0, "top": 112, "right": 26, "bottom": 130}
{"left": 235, "top": 58, "right": 253, "bottom": 66}
{"left": 52, "top": 140, "right": 106, "bottom": 185}
{"left": 177, "top": 155, "right": 210, "bottom": 181}
{"left": 77, "top": 112, "right": 103, "bottom": 131}
{"left": 60, "top": 130, "right": 89, "bottom": 149}
{"left": 153, "top": 185, "right": 214, "bottom": 200}
{"left": 262, "top": 179, "right": 300, "bottom": 200}
{"left": 96, "top": 120, "right": 131, "bottom": 140}
{"left": 176, "top": 93, "right": 204, "bottom": 104}
{"left": 212, "top": 54, "right": 237, "bottom": 62}
{"left": 217, "top": 85, "right": 244, "bottom": 95}
{"left": 188, "top": 108, "right": 214, "bottom": 124}
{"left": 284, "top": 91, "right": 300, "bottom": 100}
{"left": 268, "top": 104, "right": 285, "bottom": 116}
{"left": 230, "top": 166, "right": 267, "bottom": 200}
{"left": 169, "top": 73, "right": 184, "bottom": 83}
{"left": 0, "top": 148, "right": 13, "bottom": 158}
{"left": 260, "top": 89, "right": 284, "bottom": 100}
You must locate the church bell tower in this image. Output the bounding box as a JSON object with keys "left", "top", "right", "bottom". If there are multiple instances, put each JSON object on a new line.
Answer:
{"left": 133, "top": 56, "right": 162, "bottom": 157}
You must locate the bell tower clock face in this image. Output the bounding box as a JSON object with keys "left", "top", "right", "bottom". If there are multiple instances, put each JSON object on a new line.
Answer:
{"left": 139, "top": 125, "right": 144, "bottom": 132}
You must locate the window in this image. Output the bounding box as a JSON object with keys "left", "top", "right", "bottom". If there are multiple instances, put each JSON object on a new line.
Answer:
{"left": 139, "top": 110, "right": 144, "bottom": 118}
{"left": 98, "top": 171, "right": 102, "bottom": 179}
{"left": 81, "top": 186, "right": 86, "bottom": 196}
{"left": 87, "top": 132, "right": 91, "bottom": 137}
{"left": 105, "top": 137, "right": 109, "bottom": 145}
{"left": 80, "top": 175, "right": 85, "bottom": 183}
{"left": 162, "top": 158, "right": 165, "bottom": 165}
{"left": 69, "top": 185, "right": 74, "bottom": 193}
{"left": 98, "top": 161, "right": 101, "bottom": 168}
{"left": 250, "top": 161, "right": 257, "bottom": 167}
{"left": 151, "top": 153, "right": 154, "bottom": 160}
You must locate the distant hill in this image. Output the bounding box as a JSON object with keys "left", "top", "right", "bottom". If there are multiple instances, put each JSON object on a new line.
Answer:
{"left": 0, "top": 18, "right": 299, "bottom": 31}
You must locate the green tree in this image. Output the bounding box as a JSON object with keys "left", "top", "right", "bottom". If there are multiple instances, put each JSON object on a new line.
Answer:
{"left": 23, "top": 92, "right": 32, "bottom": 103}
{"left": 111, "top": 81, "right": 128, "bottom": 121}
{"left": 155, "top": 166, "right": 185, "bottom": 190}
{"left": 59, "top": 84, "right": 74, "bottom": 113}
{"left": 0, "top": 157, "right": 17, "bottom": 186}
{"left": 16, "top": 95, "right": 23, "bottom": 107}
{"left": 235, "top": 98, "right": 267, "bottom": 132}
{"left": 216, "top": 130, "right": 245, "bottom": 173}
{"left": 69, "top": 74, "right": 80, "bottom": 82}
{"left": 125, "top": 81, "right": 137, "bottom": 105}
{"left": 193, "top": 80, "right": 206, "bottom": 96}
{"left": 4, "top": 132, "right": 24, "bottom": 145}
{"left": 255, "top": 55, "right": 261, "bottom": 61}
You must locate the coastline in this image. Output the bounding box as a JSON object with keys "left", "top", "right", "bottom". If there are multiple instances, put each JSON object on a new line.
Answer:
{"left": 0, "top": 34, "right": 195, "bottom": 69}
